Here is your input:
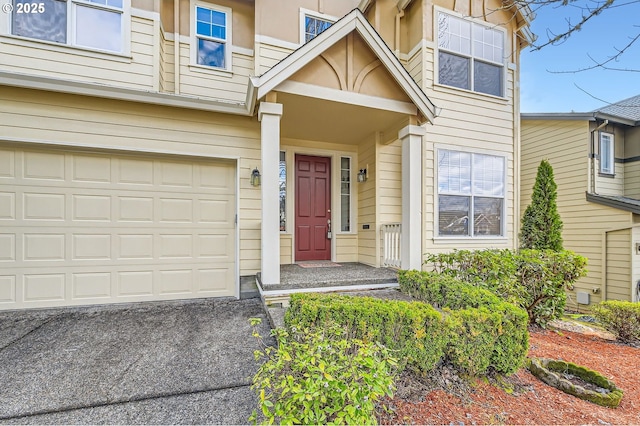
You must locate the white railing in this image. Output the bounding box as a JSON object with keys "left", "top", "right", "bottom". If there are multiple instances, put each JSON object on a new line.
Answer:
{"left": 382, "top": 223, "right": 401, "bottom": 268}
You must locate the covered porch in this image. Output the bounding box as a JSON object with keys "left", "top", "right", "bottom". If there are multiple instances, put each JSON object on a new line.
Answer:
{"left": 250, "top": 9, "right": 437, "bottom": 290}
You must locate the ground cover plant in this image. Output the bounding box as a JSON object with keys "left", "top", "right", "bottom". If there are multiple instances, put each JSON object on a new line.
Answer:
{"left": 248, "top": 318, "right": 397, "bottom": 425}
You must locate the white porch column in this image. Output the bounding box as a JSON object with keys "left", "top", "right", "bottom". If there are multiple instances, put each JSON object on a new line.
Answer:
{"left": 399, "top": 124, "right": 426, "bottom": 270}
{"left": 258, "top": 101, "right": 283, "bottom": 285}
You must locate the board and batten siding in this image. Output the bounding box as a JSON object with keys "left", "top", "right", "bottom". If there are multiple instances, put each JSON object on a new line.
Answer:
{"left": 605, "top": 228, "right": 632, "bottom": 302}
{"left": 420, "top": 42, "right": 517, "bottom": 254}
{"left": 0, "top": 16, "right": 155, "bottom": 91}
{"left": 0, "top": 87, "right": 265, "bottom": 277}
{"left": 521, "top": 119, "right": 633, "bottom": 310}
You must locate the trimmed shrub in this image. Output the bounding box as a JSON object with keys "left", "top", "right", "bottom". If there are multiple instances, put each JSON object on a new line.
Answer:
{"left": 425, "top": 249, "right": 587, "bottom": 327}
{"left": 592, "top": 300, "right": 640, "bottom": 343}
{"left": 398, "top": 270, "right": 529, "bottom": 375}
{"left": 249, "top": 320, "right": 397, "bottom": 425}
{"left": 284, "top": 293, "right": 447, "bottom": 374}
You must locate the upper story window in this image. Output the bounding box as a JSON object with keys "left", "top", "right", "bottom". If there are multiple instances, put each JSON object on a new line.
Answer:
{"left": 437, "top": 11, "right": 505, "bottom": 97}
{"left": 193, "top": 3, "right": 231, "bottom": 70}
{"left": 11, "top": 0, "right": 127, "bottom": 53}
{"left": 300, "top": 9, "right": 335, "bottom": 44}
{"left": 304, "top": 15, "right": 332, "bottom": 42}
{"left": 437, "top": 149, "right": 505, "bottom": 237}
{"left": 600, "top": 132, "right": 615, "bottom": 175}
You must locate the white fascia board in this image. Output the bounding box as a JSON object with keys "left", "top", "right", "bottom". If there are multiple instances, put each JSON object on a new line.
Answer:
{"left": 352, "top": 20, "right": 436, "bottom": 123}
{"left": 0, "top": 71, "right": 252, "bottom": 116}
{"left": 276, "top": 80, "right": 418, "bottom": 115}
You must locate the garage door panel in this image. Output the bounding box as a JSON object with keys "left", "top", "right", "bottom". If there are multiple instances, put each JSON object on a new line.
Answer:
{"left": 24, "top": 192, "right": 66, "bottom": 220}
{"left": 0, "top": 275, "right": 16, "bottom": 303}
{"left": 72, "top": 155, "right": 112, "bottom": 183}
{"left": 23, "top": 151, "right": 65, "bottom": 181}
{"left": 0, "top": 192, "right": 15, "bottom": 219}
{"left": 0, "top": 149, "right": 15, "bottom": 177}
{"left": 118, "top": 159, "right": 154, "bottom": 185}
{"left": 73, "top": 195, "right": 112, "bottom": 221}
{"left": 0, "top": 148, "right": 237, "bottom": 310}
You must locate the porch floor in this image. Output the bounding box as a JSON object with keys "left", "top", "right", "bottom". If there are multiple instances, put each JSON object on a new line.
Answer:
{"left": 258, "top": 262, "right": 398, "bottom": 292}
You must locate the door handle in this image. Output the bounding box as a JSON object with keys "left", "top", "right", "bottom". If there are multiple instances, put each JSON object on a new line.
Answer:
{"left": 327, "top": 219, "right": 332, "bottom": 239}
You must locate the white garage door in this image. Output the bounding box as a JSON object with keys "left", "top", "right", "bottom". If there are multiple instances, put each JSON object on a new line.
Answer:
{"left": 0, "top": 146, "right": 237, "bottom": 310}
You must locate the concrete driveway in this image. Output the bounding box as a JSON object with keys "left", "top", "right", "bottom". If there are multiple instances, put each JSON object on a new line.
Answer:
{"left": 0, "top": 298, "right": 273, "bottom": 424}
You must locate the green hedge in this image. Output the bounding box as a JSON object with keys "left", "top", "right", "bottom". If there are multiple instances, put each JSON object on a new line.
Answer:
{"left": 285, "top": 273, "right": 529, "bottom": 376}
{"left": 592, "top": 300, "right": 640, "bottom": 343}
{"left": 398, "top": 270, "right": 529, "bottom": 375}
{"left": 425, "top": 249, "right": 587, "bottom": 327}
{"left": 284, "top": 294, "right": 447, "bottom": 374}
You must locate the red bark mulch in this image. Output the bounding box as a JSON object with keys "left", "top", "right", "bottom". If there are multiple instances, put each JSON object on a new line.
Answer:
{"left": 380, "top": 328, "right": 640, "bottom": 425}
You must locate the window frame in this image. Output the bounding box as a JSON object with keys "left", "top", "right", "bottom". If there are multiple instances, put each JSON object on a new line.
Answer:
{"left": 190, "top": 1, "right": 232, "bottom": 71}
{"left": 299, "top": 8, "right": 336, "bottom": 45}
{"left": 599, "top": 131, "right": 615, "bottom": 176}
{"left": 339, "top": 156, "right": 353, "bottom": 233}
{"left": 435, "top": 148, "right": 507, "bottom": 239}
{"left": 5, "top": 0, "right": 130, "bottom": 55}
{"left": 435, "top": 8, "right": 507, "bottom": 98}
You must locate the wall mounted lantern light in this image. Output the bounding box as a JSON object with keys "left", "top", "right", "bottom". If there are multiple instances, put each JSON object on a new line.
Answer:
{"left": 357, "top": 168, "right": 368, "bottom": 183}
{"left": 250, "top": 167, "right": 261, "bottom": 187}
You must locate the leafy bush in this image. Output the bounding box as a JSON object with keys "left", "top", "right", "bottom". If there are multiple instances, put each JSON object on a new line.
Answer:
{"left": 284, "top": 293, "right": 447, "bottom": 374}
{"left": 520, "top": 159, "right": 564, "bottom": 251}
{"left": 592, "top": 300, "right": 640, "bottom": 343}
{"left": 249, "top": 319, "right": 396, "bottom": 425}
{"left": 425, "top": 249, "right": 587, "bottom": 326}
{"left": 398, "top": 270, "right": 529, "bottom": 375}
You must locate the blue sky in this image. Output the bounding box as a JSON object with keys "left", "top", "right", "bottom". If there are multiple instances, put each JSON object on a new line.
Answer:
{"left": 520, "top": 1, "right": 640, "bottom": 113}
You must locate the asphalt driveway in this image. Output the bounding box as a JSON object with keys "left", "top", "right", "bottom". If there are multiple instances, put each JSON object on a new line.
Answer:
{"left": 0, "top": 297, "right": 273, "bottom": 424}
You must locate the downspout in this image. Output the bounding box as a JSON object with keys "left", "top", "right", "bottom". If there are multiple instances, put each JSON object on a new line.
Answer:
{"left": 174, "top": 0, "right": 180, "bottom": 94}
{"left": 394, "top": 9, "right": 404, "bottom": 58}
{"left": 590, "top": 119, "right": 609, "bottom": 194}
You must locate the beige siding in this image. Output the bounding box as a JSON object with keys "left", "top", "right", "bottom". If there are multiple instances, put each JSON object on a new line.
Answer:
{"left": 0, "top": 87, "right": 264, "bottom": 276}
{"left": 422, "top": 44, "right": 516, "bottom": 254}
{"left": 403, "top": 45, "right": 423, "bottom": 87}
{"left": 624, "top": 162, "right": 640, "bottom": 199}
{"left": 633, "top": 227, "right": 640, "bottom": 302}
{"left": 280, "top": 234, "right": 293, "bottom": 264}
{"left": 521, "top": 119, "right": 633, "bottom": 310}
{"left": 596, "top": 161, "right": 624, "bottom": 196}
{"left": 358, "top": 139, "right": 377, "bottom": 266}
{"left": 0, "top": 17, "right": 155, "bottom": 90}
{"left": 606, "top": 229, "right": 632, "bottom": 301}
{"left": 159, "top": 33, "right": 176, "bottom": 93}
{"left": 178, "top": 41, "right": 253, "bottom": 103}
{"left": 255, "top": 42, "right": 294, "bottom": 76}
{"left": 377, "top": 139, "right": 402, "bottom": 267}
{"left": 335, "top": 235, "right": 358, "bottom": 262}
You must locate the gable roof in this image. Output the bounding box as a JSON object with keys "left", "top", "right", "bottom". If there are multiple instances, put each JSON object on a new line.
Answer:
{"left": 248, "top": 8, "right": 437, "bottom": 124}
{"left": 593, "top": 94, "right": 640, "bottom": 126}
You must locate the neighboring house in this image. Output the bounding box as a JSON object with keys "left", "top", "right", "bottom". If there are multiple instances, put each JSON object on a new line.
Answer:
{"left": 521, "top": 95, "right": 640, "bottom": 311}
{"left": 0, "top": 0, "right": 533, "bottom": 310}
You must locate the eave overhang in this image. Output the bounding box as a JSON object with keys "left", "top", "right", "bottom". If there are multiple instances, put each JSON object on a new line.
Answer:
{"left": 586, "top": 192, "right": 640, "bottom": 215}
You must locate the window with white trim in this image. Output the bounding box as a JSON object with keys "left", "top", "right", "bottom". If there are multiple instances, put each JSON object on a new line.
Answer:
{"left": 437, "top": 11, "right": 505, "bottom": 97}
{"left": 599, "top": 132, "right": 614, "bottom": 175}
{"left": 304, "top": 14, "right": 332, "bottom": 42}
{"left": 437, "top": 150, "right": 505, "bottom": 237}
{"left": 279, "top": 151, "right": 286, "bottom": 232}
{"left": 193, "top": 3, "right": 231, "bottom": 69}
{"left": 11, "top": 0, "right": 127, "bottom": 53}
{"left": 340, "top": 157, "right": 351, "bottom": 232}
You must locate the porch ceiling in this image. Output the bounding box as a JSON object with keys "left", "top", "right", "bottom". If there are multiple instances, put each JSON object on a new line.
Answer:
{"left": 278, "top": 92, "right": 409, "bottom": 144}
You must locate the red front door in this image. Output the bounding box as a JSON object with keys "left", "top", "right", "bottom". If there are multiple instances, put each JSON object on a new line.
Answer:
{"left": 295, "top": 155, "right": 331, "bottom": 261}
